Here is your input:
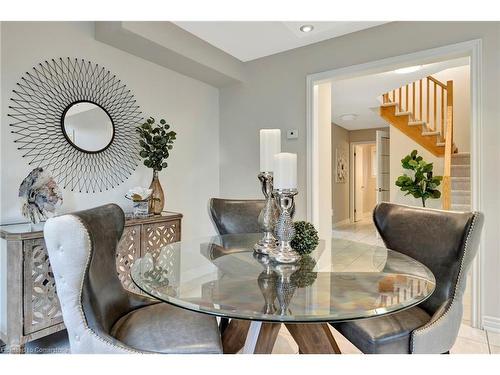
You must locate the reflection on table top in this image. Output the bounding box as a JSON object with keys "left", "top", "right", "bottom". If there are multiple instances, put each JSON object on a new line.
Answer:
{"left": 131, "top": 233, "right": 435, "bottom": 323}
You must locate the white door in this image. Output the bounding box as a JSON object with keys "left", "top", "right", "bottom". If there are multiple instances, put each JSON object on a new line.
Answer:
{"left": 376, "top": 130, "right": 390, "bottom": 204}
{"left": 354, "top": 145, "right": 364, "bottom": 221}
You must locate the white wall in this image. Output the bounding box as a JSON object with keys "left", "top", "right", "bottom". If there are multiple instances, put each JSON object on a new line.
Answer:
{"left": 0, "top": 22, "right": 220, "bottom": 241}
{"left": 390, "top": 127, "right": 445, "bottom": 209}
{"left": 316, "top": 83, "right": 332, "bottom": 240}
{"left": 331, "top": 123, "right": 349, "bottom": 224}
{"left": 219, "top": 22, "right": 500, "bottom": 328}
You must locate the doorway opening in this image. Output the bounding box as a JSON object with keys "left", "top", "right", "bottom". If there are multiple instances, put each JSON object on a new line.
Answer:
{"left": 353, "top": 142, "right": 376, "bottom": 222}
{"left": 308, "top": 40, "right": 482, "bottom": 328}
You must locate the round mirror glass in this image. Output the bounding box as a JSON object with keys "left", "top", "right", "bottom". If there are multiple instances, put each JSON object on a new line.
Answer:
{"left": 62, "top": 102, "right": 114, "bottom": 152}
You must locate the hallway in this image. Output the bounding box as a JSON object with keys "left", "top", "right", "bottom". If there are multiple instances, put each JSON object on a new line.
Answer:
{"left": 332, "top": 217, "right": 384, "bottom": 247}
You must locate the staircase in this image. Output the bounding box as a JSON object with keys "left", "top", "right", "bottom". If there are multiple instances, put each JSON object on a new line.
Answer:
{"left": 380, "top": 75, "right": 457, "bottom": 210}
{"left": 451, "top": 152, "right": 471, "bottom": 211}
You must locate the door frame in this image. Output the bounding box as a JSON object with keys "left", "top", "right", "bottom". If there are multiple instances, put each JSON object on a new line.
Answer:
{"left": 349, "top": 141, "right": 376, "bottom": 223}
{"left": 306, "top": 39, "right": 483, "bottom": 328}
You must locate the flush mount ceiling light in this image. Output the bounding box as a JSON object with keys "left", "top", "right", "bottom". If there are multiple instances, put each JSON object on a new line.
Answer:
{"left": 394, "top": 65, "right": 423, "bottom": 74}
{"left": 340, "top": 113, "right": 358, "bottom": 121}
{"left": 299, "top": 24, "right": 314, "bottom": 33}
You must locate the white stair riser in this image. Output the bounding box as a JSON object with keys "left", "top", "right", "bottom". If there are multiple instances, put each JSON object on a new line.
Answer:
{"left": 451, "top": 166, "right": 470, "bottom": 177}
{"left": 451, "top": 155, "right": 471, "bottom": 165}
{"left": 451, "top": 192, "right": 471, "bottom": 205}
{"left": 451, "top": 204, "right": 471, "bottom": 212}
{"left": 451, "top": 179, "right": 470, "bottom": 191}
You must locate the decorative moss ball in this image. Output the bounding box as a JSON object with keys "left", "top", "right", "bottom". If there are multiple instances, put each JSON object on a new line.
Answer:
{"left": 290, "top": 256, "right": 317, "bottom": 288}
{"left": 291, "top": 221, "right": 319, "bottom": 255}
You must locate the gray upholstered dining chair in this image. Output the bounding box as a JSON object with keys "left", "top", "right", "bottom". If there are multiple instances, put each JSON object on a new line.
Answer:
{"left": 208, "top": 198, "right": 265, "bottom": 338}
{"left": 331, "top": 202, "right": 483, "bottom": 354}
{"left": 209, "top": 198, "right": 265, "bottom": 235}
{"left": 44, "top": 204, "right": 222, "bottom": 354}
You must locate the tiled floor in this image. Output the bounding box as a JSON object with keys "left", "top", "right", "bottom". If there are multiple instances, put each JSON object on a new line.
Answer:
{"left": 333, "top": 218, "right": 385, "bottom": 247}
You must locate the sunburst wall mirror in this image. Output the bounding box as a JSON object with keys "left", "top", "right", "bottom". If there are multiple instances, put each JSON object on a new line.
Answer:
{"left": 8, "top": 57, "right": 143, "bottom": 193}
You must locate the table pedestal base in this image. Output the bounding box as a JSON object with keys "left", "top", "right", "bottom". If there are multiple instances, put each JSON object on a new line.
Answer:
{"left": 221, "top": 319, "right": 341, "bottom": 354}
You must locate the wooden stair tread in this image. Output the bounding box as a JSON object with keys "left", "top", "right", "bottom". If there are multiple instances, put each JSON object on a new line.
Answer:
{"left": 379, "top": 105, "right": 445, "bottom": 157}
{"left": 422, "top": 131, "right": 440, "bottom": 136}
{"left": 408, "top": 120, "right": 426, "bottom": 126}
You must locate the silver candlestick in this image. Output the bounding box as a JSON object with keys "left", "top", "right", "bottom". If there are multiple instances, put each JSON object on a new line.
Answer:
{"left": 271, "top": 263, "right": 298, "bottom": 316}
{"left": 254, "top": 253, "right": 277, "bottom": 315}
{"left": 254, "top": 172, "right": 279, "bottom": 255}
{"left": 271, "top": 189, "right": 301, "bottom": 264}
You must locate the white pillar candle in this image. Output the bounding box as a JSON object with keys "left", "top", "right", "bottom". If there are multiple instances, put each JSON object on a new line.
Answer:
{"left": 273, "top": 153, "right": 297, "bottom": 190}
{"left": 260, "top": 129, "right": 281, "bottom": 172}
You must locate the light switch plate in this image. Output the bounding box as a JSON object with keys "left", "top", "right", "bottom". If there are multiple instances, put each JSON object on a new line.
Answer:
{"left": 287, "top": 129, "right": 298, "bottom": 139}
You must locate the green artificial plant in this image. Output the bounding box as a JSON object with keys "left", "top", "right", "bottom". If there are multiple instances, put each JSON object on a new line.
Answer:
{"left": 291, "top": 221, "right": 319, "bottom": 255}
{"left": 395, "top": 150, "right": 442, "bottom": 207}
{"left": 136, "top": 117, "right": 177, "bottom": 171}
{"left": 290, "top": 256, "right": 318, "bottom": 288}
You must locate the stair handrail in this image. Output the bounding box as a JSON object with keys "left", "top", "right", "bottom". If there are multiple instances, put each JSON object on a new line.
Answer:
{"left": 382, "top": 75, "right": 454, "bottom": 210}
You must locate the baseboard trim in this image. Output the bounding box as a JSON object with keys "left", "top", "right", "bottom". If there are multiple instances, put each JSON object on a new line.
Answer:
{"left": 482, "top": 316, "right": 500, "bottom": 333}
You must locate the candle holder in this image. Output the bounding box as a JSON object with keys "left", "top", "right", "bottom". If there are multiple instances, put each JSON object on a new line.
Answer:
{"left": 253, "top": 172, "right": 279, "bottom": 255}
{"left": 254, "top": 253, "right": 277, "bottom": 314}
{"left": 271, "top": 188, "right": 301, "bottom": 264}
{"left": 271, "top": 263, "right": 299, "bottom": 316}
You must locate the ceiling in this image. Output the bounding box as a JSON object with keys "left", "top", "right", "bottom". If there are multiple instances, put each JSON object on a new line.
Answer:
{"left": 173, "top": 21, "right": 388, "bottom": 62}
{"left": 332, "top": 57, "right": 470, "bottom": 131}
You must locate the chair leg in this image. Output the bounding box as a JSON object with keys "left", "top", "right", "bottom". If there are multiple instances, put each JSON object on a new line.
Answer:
{"left": 441, "top": 351, "right": 450, "bottom": 354}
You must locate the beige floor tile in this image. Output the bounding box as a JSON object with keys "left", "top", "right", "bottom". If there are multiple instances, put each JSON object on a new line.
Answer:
{"left": 328, "top": 326, "right": 362, "bottom": 354}
{"left": 458, "top": 323, "right": 488, "bottom": 343}
{"left": 272, "top": 332, "right": 298, "bottom": 354}
{"left": 450, "top": 337, "right": 490, "bottom": 354}
{"left": 487, "top": 331, "right": 500, "bottom": 347}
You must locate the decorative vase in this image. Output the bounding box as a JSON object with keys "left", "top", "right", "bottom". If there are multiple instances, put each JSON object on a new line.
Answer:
{"left": 149, "top": 170, "right": 165, "bottom": 215}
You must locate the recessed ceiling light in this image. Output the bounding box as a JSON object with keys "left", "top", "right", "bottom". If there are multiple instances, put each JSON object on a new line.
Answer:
{"left": 299, "top": 25, "right": 314, "bottom": 33}
{"left": 394, "top": 65, "right": 423, "bottom": 74}
{"left": 340, "top": 114, "right": 358, "bottom": 121}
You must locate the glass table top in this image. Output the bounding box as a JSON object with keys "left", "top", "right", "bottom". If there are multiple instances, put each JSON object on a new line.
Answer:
{"left": 131, "top": 233, "right": 435, "bottom": 323}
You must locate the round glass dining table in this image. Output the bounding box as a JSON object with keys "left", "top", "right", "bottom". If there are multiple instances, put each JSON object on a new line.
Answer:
{"left": 131, "top": 233, "right": 435, "bottom": 354}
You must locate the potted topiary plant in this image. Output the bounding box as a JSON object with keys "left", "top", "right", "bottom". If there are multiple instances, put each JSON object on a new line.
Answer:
{"left": 291, "top": 221, "right": 319, "bottom": 255}
{"left": 395, "top": 150, "right": 442, "bottom": 207}
{"left": 136, "top": 117, "right": 176, "bottom": 215}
